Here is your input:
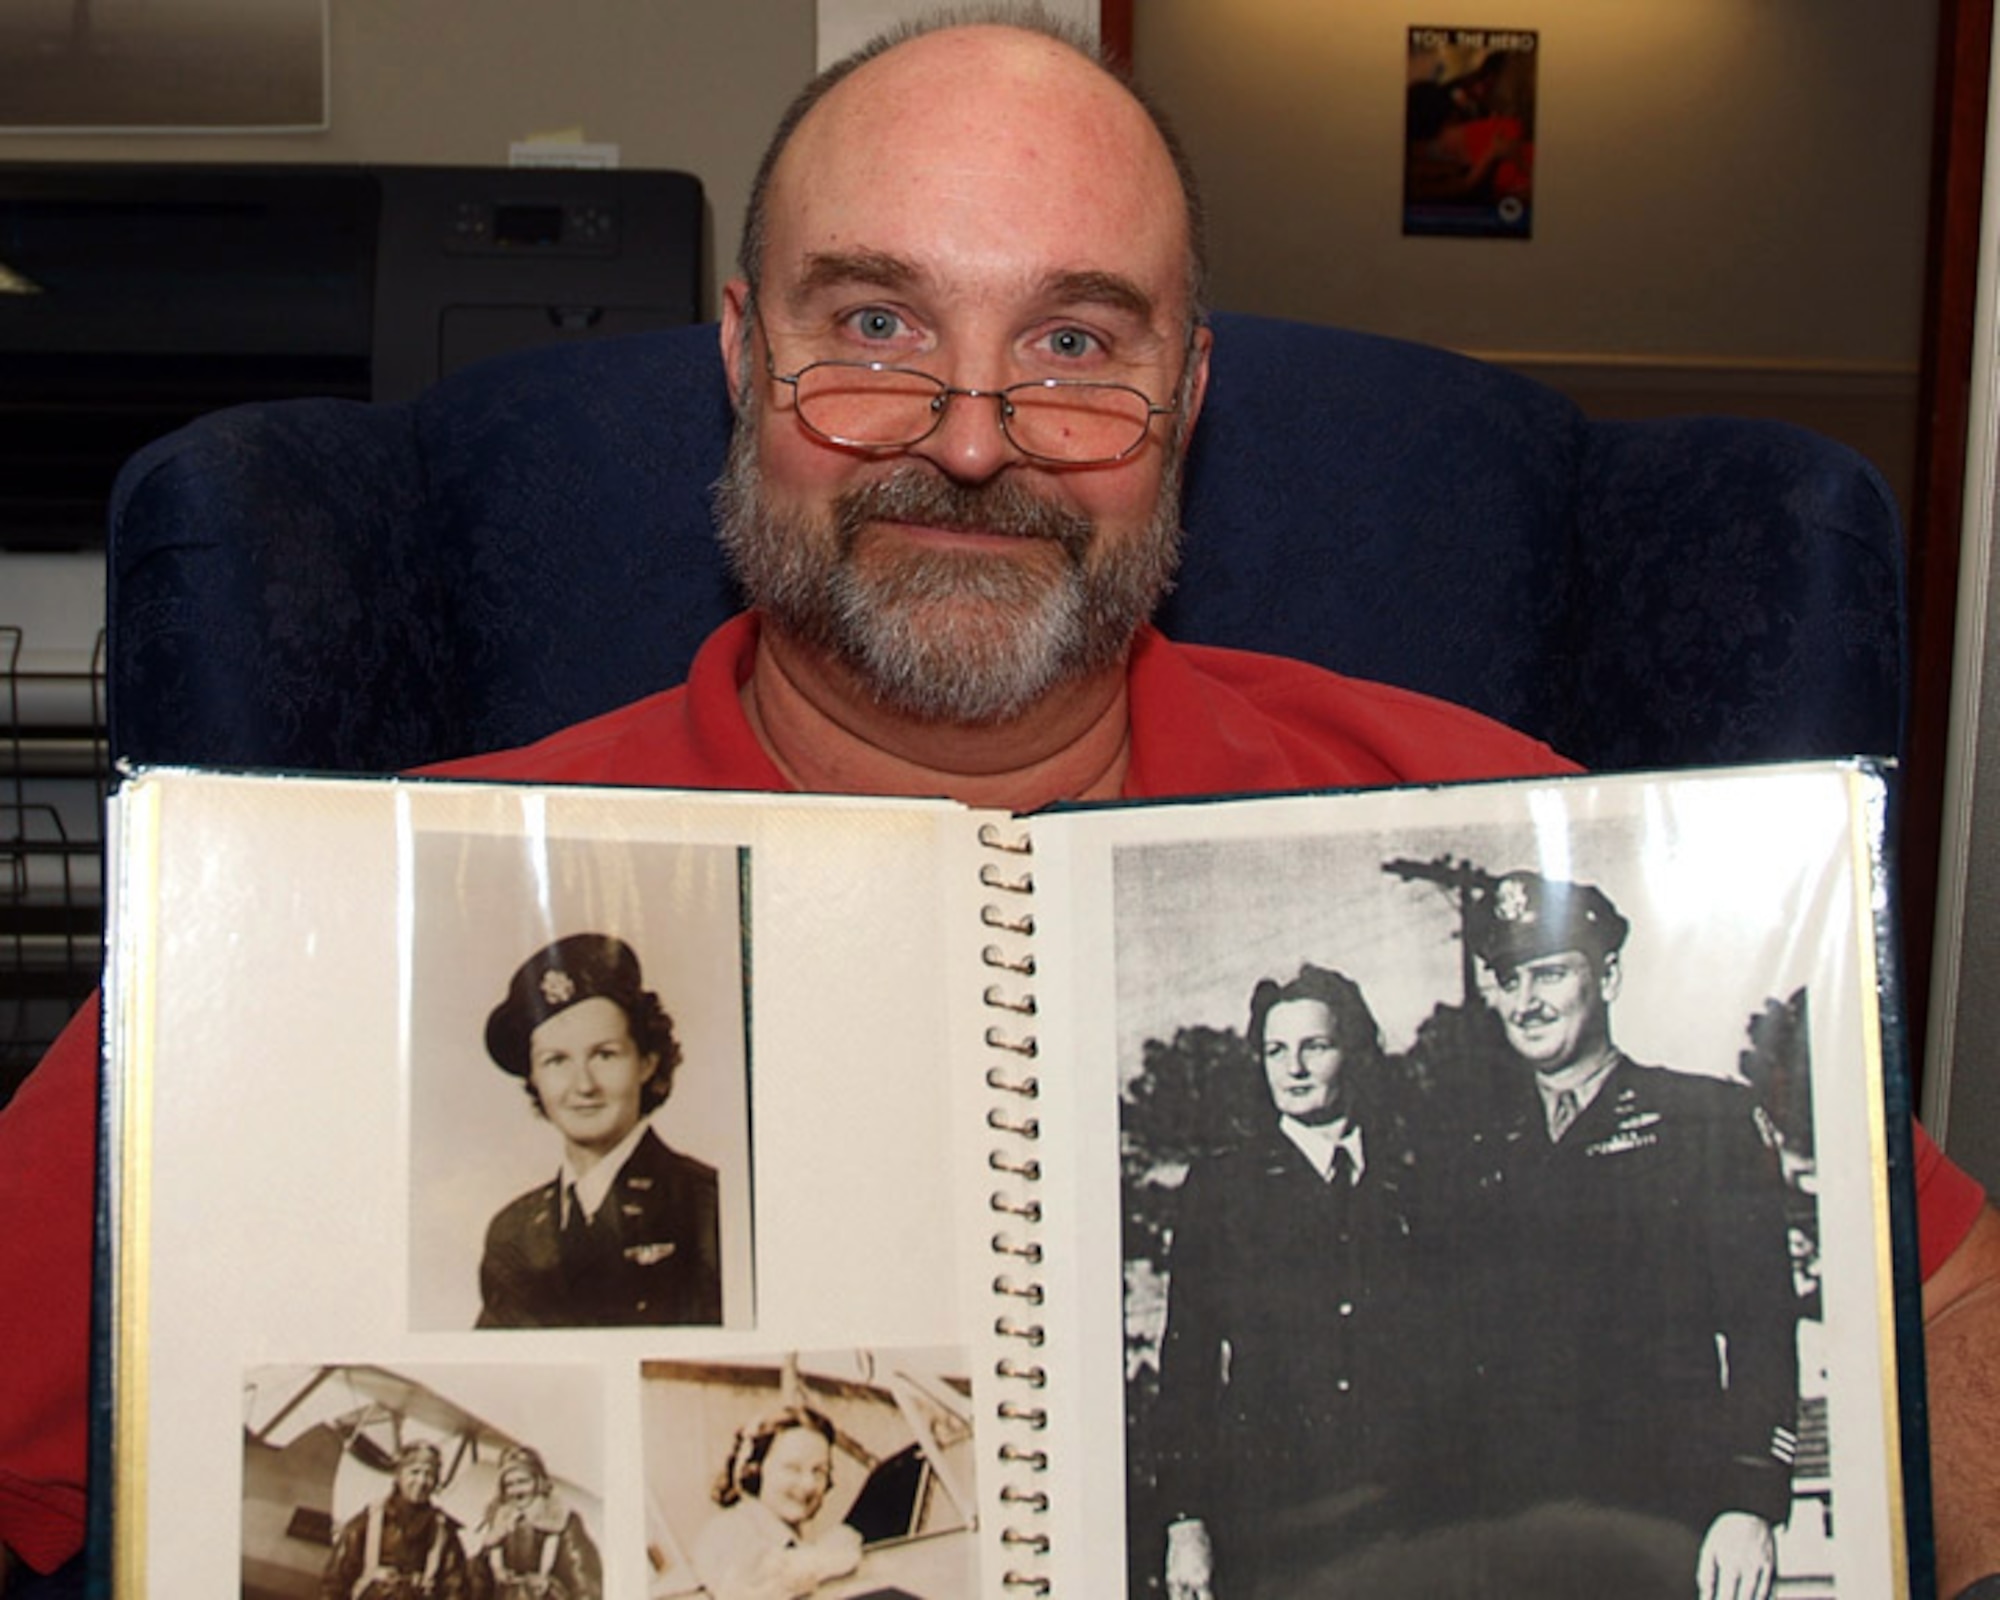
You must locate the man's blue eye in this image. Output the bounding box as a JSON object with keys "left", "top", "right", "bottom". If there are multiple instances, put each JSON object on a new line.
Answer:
{"left": 856, "top": 309, "right": 900, "bottom": 338}
{"left": 1049, "top": 328, "right": 1095, "bottom": 357}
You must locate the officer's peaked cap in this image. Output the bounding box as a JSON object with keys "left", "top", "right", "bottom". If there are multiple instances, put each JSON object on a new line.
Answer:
{"left": 1466, "top": 870, "right": 1628, "bottom": 974}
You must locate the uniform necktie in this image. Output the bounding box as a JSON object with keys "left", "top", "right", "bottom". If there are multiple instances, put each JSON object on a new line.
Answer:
{"left": 1549, "top": 1088, "right": 1580, "bottom": 1143}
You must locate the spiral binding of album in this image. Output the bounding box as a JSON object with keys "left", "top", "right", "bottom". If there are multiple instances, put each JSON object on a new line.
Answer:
{"left": 975, "top": 819, "right": 1053, "bottom": 1596}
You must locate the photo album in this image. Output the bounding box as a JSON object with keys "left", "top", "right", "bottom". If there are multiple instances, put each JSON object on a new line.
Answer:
{"left": 97, "top": 759, "right": 1924, "bottom": 1598}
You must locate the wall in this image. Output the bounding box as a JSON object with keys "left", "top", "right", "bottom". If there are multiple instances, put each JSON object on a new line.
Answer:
{"left": 818, "top": 0, "right": 1096, "bottom": 65}
{"left": 1133, "top": 0, "right": 1937, "bottom": 516}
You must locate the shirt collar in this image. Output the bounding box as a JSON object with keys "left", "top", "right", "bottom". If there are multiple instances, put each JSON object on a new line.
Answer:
{"left": 1534, "top": 1052, "right": 1620, "bottom": 1139}
{"left": 1277, "top": 1113, "right": 1365, "bottom": 1184}
{"left": 563, "top": 1119, "right": 653, "bottom": 1222}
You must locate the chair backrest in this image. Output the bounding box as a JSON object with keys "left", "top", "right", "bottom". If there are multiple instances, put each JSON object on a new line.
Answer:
{"left": 108, "top": 311, "right": 1906, "bottom": 776}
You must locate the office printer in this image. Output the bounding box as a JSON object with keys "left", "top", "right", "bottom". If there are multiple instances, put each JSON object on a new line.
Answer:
{"left": 0, "top": 162, "right": 703, "bottom": 551}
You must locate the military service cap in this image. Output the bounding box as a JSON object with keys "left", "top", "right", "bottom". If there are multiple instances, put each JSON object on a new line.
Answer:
{"left": 486, "top": 933, "right": 647, "bottom": 1078}
{"left": 1465, "top": 870, "right": 1629, "bottom": 976}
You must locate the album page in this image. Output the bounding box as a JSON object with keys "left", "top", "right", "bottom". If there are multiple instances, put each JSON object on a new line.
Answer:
{"left": 102, "top": 768, "right": 1001, "bottom": 1600}
{"left": 1019, "top": 761, "right": 1918, "bottom": 1600}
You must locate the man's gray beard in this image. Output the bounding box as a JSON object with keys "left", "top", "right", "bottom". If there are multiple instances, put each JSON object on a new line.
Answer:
{"left": 714, "top": 418, "right": 1184, "bottom": 725}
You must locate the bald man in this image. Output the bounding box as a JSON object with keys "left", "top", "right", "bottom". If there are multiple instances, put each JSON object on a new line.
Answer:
{"left": 3, "top": 15, "right": 1996, "bottom": 1595}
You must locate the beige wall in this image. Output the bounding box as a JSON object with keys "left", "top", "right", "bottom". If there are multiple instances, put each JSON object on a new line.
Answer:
{"left": 1136, "top": 0, "right": 1935, "bottom": 363}
{"left": 1133, "top": 0, "right": 1936, "bottom": 515}
{"left": 817, "top": 0, "right": 1096, "bottom": 65}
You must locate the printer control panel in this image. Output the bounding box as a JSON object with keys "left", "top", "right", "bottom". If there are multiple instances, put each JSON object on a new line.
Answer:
{"left": 448, "top": 198, "right": 618, "bottom": 256}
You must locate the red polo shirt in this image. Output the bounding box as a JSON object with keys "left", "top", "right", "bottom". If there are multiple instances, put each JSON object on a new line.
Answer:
{"left": 1, "top": 613, "right": 1985, "bottom": 1573}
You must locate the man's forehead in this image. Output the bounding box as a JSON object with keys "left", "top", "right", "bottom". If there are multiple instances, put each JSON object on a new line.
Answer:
{"left": 761, "top": 28, "right": 1191, "bottom": 315}
{"left": 808, "top": 24, "right": 1132, "bottom": 142}
{"left": 1504, "top": 950, "right": 1595, "bottom": 976}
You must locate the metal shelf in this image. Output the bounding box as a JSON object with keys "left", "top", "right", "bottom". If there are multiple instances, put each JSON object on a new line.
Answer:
{"left": 1, "top": 624, "right": 106, "bottom": 1106}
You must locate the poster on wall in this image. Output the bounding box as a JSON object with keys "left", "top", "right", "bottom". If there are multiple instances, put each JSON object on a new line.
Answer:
{"left": 1404, "top": 26, "right": 1537, "bottom": 240}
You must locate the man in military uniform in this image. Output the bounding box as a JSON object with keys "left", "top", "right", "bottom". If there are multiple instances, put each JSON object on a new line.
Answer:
{"left": 320, "top": 1442, "right": 470, "bottom": 1600}
{"left": 1463, "top": 871, "right": 1799, "bottom": 1600}
{"left": 476, "top": 933, "right": 722, "bottom": 1329}
{"left": 1155, "top": 965, "right": 1461, "bottom": 1600}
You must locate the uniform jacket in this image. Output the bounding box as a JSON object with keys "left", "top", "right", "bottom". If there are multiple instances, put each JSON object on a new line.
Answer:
{"left": 1468, "top": 1056, "right": 1799, "bottom": 1533}
{"left": 319, "top": 1493, "right": 470, "bottom": 1600}
{"left": 477, "top": 1126, "right": 721, "bottom": 1328}
{"left": 1153, "top": 1090, "right": 1465, "bottom": 1580}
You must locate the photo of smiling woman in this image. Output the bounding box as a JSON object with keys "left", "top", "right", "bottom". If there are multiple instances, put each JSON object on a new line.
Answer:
{"left": 477, "top": 933, "right": 722, "bottom": 1329}
{"left": 403, "top": 827, "right": 751, "bottom": 1333}
{"left": 691, "top": 1405, "right": 864, "bottom": 1599}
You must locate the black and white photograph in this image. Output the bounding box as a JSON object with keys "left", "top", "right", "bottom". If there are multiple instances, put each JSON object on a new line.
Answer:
{"left": 406, "top": 830, "right": 754, "bottom": 1332}
{"left": 639, "top": 1348, "right": 979, "bottom": 1600}
{"left": 241, "top": 1361, "right": 604, "bottom": 1600}
{"left": 1113, "top": 793, "right": 1871, "bottom": 1600}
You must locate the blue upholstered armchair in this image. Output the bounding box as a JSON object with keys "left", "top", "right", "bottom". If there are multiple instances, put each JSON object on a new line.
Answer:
{"left": 106, "top": 312, "right": 1906, "bottom": 777}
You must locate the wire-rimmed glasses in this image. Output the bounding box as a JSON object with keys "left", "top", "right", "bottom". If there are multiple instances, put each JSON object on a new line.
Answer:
{"left": 764, "top": 349, "right": 1181, "bottom": 466}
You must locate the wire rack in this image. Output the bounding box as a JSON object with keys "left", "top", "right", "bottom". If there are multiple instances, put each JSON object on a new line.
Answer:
{"left": 1, "top": 623, "right": 107, "bottom": 1108}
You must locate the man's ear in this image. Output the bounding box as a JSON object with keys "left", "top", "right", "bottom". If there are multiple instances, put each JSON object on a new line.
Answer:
{"left": 1176, "top": 321, "right": 1214, "bottom": 452}
{"left": 1598, "top": 951, "right": 1623, "bottom": 1005}
{"left": 720, "top": 279, "right": 755, "bottom": 411}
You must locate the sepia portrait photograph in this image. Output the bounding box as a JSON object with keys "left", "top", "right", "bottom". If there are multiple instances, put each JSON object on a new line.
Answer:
{"left": 1110, "top": 785, "right": 1874, "bottom": 1600}
{"left": 639, "top": 1348, "right": 978, "bottom": 1600}
{"left": 241, "top": 1360, "right": 604, "bottom": 1600}
{"left": 406, "top": 828, "right": 754, "bottom": 1333}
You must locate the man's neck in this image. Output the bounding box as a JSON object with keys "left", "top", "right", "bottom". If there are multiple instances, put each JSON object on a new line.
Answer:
{"left": 741, "top": 619, "right": 1134, "bottom": 811}
{"left": 1534, "top": 1041, "right": 1620, "bottom": 1098}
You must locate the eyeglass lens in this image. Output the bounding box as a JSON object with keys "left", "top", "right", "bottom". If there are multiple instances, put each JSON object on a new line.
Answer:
{"left": 792, "top": 364, "right": 1153, "bottom": 463}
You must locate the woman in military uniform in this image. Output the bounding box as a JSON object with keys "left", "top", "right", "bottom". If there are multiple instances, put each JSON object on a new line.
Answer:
{"left": 476, "top": 933, "right": 722, "bottom": 1329}
{"left": 1155, "top": 965, "right": 1460, "bottom": 1600}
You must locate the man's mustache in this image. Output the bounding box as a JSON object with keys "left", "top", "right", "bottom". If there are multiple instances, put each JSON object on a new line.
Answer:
{"left": 833, "top": 465, "right": 1094, "bottom": 560}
